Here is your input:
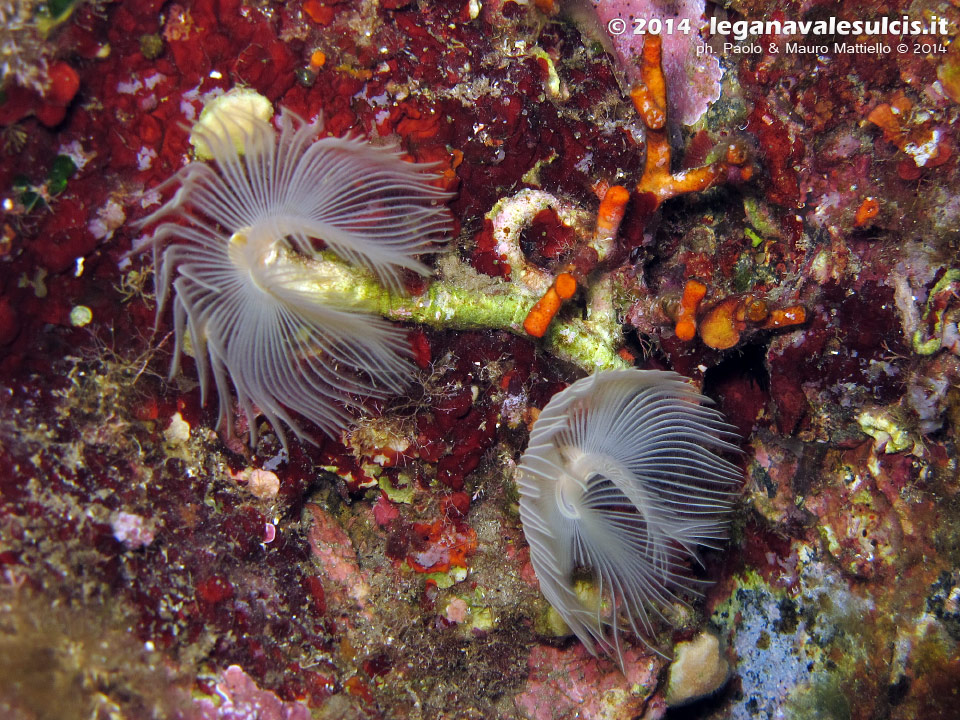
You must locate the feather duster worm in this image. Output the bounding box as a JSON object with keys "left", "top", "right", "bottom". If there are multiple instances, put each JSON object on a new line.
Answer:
{"left": 517, "top": 369, "right": 740, "bottom": 666}
{"left": 140, "top": 109, "right": 451, "bottom": 446}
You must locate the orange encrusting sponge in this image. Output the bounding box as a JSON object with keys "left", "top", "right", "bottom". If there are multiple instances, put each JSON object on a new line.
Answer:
{"left": 674, "top": 279, "right": 707, "bottom": 342}
{"left": 594, "top": 185, "right": 630, "bottom": 241}
{"left": 523, "top": 272, "right": 577, "bottom": 338}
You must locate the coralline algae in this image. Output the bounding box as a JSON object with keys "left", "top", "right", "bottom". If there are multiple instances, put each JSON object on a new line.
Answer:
{"left": 585, "top": 0, "right": 723, "bottom": 126}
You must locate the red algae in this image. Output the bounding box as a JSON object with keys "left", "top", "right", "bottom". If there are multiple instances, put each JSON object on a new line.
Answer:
{"left": 747, "top": 98, "right": 804, "bottom": 208}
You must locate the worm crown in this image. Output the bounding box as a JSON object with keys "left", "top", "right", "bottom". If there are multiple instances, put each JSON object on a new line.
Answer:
{"left": 517, "top": 369, "right": 741, "bottom": 666}
{"left": 140, "top": 109, "right": 452, "bottom": 446}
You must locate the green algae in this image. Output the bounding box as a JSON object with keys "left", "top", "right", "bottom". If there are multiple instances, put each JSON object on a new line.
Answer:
{"left": 138, "top": 33, "right": 164, "bottom": 60}
{"left": 378, "top": 474, "right": 415, "bottom": 504}
{"left": 293, "top": 250, "right": 627, "bottom": 372}
{"left": 419, "top": 564, "right": 468, "bottom": 589}
{"left": 12, "top": 154, "right": 76, "bottom": 212}
{"left": 785, "top": 674, "right": 852, "bottom": 720}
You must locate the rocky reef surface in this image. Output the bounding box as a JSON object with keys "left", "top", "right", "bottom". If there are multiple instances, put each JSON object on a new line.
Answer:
{"left": 1, "top": 1, "right": 959, "bottom": 718}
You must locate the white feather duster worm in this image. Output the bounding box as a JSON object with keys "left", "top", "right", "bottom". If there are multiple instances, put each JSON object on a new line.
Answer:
{"left": 140, "top": 109, "right": 452, "bottom": 446}
{"left": 517, "top": 369, "right": 741, "bottom": 666}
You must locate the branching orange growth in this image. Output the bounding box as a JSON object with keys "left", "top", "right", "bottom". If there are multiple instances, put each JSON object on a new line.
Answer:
{"left": 741, "top": 296, "right": 769, "bottom": 323}
{"left": 554, "top": 272, "right": 577, "bottom": 300}
{"left": 594, "top": 185, "right": 630, "bottom": 242}
{"left": 523, "top": 186, "right": 623, "bottom": 338}
{"left": 523, "top": 273, "right": 578, "bottom": 338}
{"left": 699, "top": 296, "right": 746, "bottom": 350}
{"left": 631, "top": 37, "right": 666, "bottom": 131}
{"left": 522, "top": 34, "right": 751, "bottom": 340}
{"left": 631, "top": 34, "right": 749, "bottom": 208}
{"left": 674, "top": 279, "right": 707, "bottom": 342}
{"left": 760, "top": 305, "right": 806, "bottom": 329}
{"left": 523, "top": 287, "right": 562, "bottom": 338}
{"left": 695, "top": 292, "right": 807, "bottom": 350}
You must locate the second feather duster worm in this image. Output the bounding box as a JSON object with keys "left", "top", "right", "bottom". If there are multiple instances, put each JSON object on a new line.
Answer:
{"left": 517, "top": 369, "right": 741, "bottom": 666}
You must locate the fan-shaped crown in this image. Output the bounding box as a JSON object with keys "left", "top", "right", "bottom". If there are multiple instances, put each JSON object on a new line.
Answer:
{"left": 140, "top": 109, "right": 452, "bottom": 446}
{"left": 517, "top": 369, "right": 741, "bottom": 666}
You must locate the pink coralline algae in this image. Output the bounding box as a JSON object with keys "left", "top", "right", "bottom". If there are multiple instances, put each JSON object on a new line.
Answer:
{"left": 586, "top": 0, "right": 723, "bottom": 125}
{"left": 515, "top": 644, "right": 664, "bottom": 720}
{"left": 190, "top": 665, "right": 311, "bottom": 720}
{"left": 305, "top": 503, "right": 371, "bottom": 611}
